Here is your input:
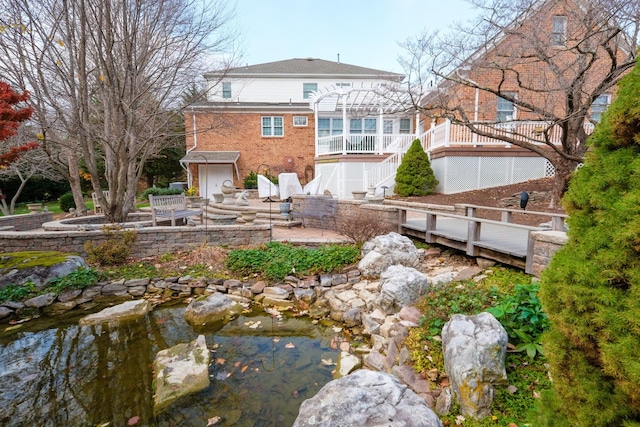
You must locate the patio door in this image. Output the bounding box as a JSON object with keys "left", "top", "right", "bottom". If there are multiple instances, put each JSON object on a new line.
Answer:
{"left": 198, "top": 164, "right": 233, "bottom": 199}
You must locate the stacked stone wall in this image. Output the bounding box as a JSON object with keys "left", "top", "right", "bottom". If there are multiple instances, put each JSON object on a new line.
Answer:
{"left": 530, "top": 230, "right": 568, "bottom": 277}
{"left": 0, "top": 225, "right": 270, "bottom": 258}
{"left": 0, "top": 212, "right": 53, "bottom": 231}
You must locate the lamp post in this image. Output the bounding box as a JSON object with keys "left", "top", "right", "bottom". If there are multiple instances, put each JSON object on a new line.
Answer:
{"left": 258, "top": 163, "right": 272, "bottom": 241}
{"left": 196, "top": 154, "right": 209, "bottom": 242}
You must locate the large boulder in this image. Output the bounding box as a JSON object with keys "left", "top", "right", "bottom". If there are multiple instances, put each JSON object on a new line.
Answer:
{"left": 79, "top": 299, "right": 152, "bottom": 325}
{"left": 183, "top": 293, "right": 242, "bottom": 330}
{"left": 293, "top": 369, "right": 443, "bottom": 427}
{"left": 152, "top": 335, "right": 210, "bottom": 413}
{"left": 0, "top": 252, "right": 87, "bottom": 290}
{"left": 376, "top": 265, "right": 429, "bottom": 315}
{"left": 441, "top": 312, "right": 508, "bottom": 418}
{"left": 358, "top": 232, "right": 420, "bottom": 278}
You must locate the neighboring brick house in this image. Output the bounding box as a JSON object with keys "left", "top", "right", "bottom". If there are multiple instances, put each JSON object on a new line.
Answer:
{"left": 414, "top": 0, "right": 634, "bottom": 193}
{"left": 181, "top": 58, "right": 406, "bottom": 199}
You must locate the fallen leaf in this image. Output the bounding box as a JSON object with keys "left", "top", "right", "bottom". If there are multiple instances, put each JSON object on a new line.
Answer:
{"left": 241, "top": 365, "right": 248, "bottom": 373}
{"left": 127, "top": 416, "right": 140, "bottom": 425}
{"left": 234, "top": 361, "right": 241, "bottom": 367}
{"left": 321, "top": 358, "right": 336, "bottom": 366}
{"left": 206, "top": 416, "right": 221, "bottom": 426}
{"left": 332, "top": 326, "right": 342, "bottom": 333}
{"left": 285, "top": 342, "right": 295, "bottom": 349}
{"left": 215, "top": 358, "right": 225, "bottom": 365}
{"left": 273, "top": 337, "right": 280, "bottom": 343}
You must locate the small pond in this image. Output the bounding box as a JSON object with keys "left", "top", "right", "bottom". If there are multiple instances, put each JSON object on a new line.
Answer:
{"left": 0, "top": 303, "right": 347, "bottom": 426}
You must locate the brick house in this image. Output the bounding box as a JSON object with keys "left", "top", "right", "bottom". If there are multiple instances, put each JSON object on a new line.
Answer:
{"left": 412, "top": 0, "right": 634, "bottom": 194}
{"left": 181, "top": 58, "right": 407, "bottom": 199}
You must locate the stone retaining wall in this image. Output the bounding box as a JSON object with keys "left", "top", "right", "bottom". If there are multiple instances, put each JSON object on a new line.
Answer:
{"left": 530, "top": 230, "right": 568, "bottom": 277}
{"left": 291, "top": 196, "right": 400, "bottom": 230}
{"left": 0, "top": 212, "right": 53, "bottom": 231}
{"left": 0, "top": 225, "right": 270, "bottom": 258}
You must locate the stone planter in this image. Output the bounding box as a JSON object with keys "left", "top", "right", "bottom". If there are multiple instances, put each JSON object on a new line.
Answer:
{"left": 352, "top": 191, "right": 368, "bottom": 200}
{"left": 279, "top": 202, "right": 291, "bottom": 218}
{"left": 241, "top": 211, "right": 257, "bottom": 224}
{"left": 212, "top": 193, "right": 224, "bottom": 204}
{"left": 27, "top": 203, "right": 42, "bottom": 213}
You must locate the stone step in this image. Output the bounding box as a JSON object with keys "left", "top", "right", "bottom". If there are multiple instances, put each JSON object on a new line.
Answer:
{"left": 254, "top": 218, "right": 302, "bottom": 228}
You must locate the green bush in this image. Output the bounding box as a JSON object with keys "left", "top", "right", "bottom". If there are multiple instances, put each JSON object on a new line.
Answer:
{"left": 84, "top": 226, "right": 137, "bottom": 266}
{"left": 0, "top": 282, "right": 36, "bottom": 303}
{"left": 535, "top": 60, "right": 640, "bottom": 425}
{"left": 140, "top": 187, "right": 183, "bottom": 200}
{"left": 394, "top": 139, "right": 438, "bottom": 196}
{"left": 225, "top": 242, "right": 359, "bottom": 281}
{"left": 243, "top": 171, "right": 258, "bottom": 189}
{"left": 59, "top": 192, "right": 75, "bottom": 213}
{"left": 487, "top": 283, "right": 548, "bottom": 358}
{"left": 44, "top": 268, "right": 101, "bottom": 294}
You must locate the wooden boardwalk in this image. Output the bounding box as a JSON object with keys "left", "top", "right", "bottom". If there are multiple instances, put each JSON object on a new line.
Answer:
{"left": 395, "top": 204, "right": 567, "bottom": 273}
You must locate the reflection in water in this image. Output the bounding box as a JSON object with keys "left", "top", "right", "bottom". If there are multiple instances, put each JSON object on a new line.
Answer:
{"left": 0, "top": 305, "right": 341, "bottom": 426}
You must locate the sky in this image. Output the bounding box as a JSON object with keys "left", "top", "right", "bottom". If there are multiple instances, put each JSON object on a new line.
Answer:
{"left": 232, "top": 0, "right": 480, "bottom": 74}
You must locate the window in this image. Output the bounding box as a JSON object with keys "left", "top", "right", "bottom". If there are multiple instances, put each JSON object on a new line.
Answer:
{"left": 350, "top": 118, "right": 363, "bottom": 134}
{"left": 303, "top": 83, "right": 318, "bottom": 99}
{"left": 318, "top": 118, "right": 343, "bottom": 137}
{"left": 262, "top": 116, "right": 283, "bottom": 137}
{"left": 591, "top": 94, "right": 610, "bottom": 122}
{"left": 222, "top": 82, "right": 231, "bottom": 99}
{"left": 383, "top": 120, "right": 393, "bottom": 134}
{"left": 552, "top": 16, "right": 567, "bottom": 46}
{"left": 293, "top": 116, "right": 308, "bottom": 127}
{"left": 400, "top": 118, "right": 412, "bottom": 134}
{"left": 497, "top": 92, "right": 517, "bottom": 122}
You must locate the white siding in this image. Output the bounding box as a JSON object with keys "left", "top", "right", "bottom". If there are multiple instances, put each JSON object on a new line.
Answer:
{"left": 208, "top": 78, "right": 389, "bottom": 103}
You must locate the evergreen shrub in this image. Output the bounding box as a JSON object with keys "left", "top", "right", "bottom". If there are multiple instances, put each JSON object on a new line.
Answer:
{"left": 394, "top": 139, "right": 438, "bottom": 196}
{"left": 59, "top": 192, "right": 75, "bottom": 213}
{"left": 534, "top": 60, "right": 640, "bottom": 425}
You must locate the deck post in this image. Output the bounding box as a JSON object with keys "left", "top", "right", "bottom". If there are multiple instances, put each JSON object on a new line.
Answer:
{"left": 551, "top": 216, "right": 565, "bottom": 231}
{"left": 425, "top": 212, "right": 437, "bottom": 243}
{"left": 397, "top": 208, "right": 407, "bottom": 234}
{"left": 525, "top": 231, "right": 535, "bottom": 274}
{"left": 501, "top": 211, "right": 513, "bottom": 223}
{"left": 466, "top": 220, "right": 481, "bottom": 256}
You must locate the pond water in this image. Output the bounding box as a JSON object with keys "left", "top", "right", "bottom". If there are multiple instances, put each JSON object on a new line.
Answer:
{"left": 0, "top": 303, "right": 346, "bottom": 426}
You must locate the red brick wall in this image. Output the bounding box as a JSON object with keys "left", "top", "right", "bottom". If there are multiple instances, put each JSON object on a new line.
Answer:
{"left": 186, "top": 111, "right": 316, "bottom": 187}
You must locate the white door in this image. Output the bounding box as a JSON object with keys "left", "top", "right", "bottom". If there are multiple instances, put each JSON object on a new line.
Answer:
{"left": 198, "top": 164, "right": 233, "bottom": 199}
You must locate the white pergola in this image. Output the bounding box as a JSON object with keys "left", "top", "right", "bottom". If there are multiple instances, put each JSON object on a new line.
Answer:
{"left": 309, "top": 82, "right": 419, "bottom": 156}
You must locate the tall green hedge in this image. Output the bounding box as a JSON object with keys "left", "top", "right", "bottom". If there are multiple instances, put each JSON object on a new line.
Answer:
{"left": 394, "top": 139, "right": 438, "bottom": 196}
{"left": 535, "top": 60, "right": 640, "bottom": 426}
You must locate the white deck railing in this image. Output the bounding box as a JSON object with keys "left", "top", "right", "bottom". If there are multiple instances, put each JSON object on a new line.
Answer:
{"left": 318, "top": 119, "right": 595, "bottom": 190}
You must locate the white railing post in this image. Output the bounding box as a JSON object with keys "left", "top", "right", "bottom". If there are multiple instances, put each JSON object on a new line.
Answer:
{"left": 445, "top": 119, "right": 451, "bottom": 147}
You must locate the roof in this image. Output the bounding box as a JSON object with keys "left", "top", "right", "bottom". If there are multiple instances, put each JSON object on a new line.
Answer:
{"left": 180, "top": 151, "right": 240, "bottom": 163}
{"left": 203, "top": 58, "right": 404, "bottom": 81}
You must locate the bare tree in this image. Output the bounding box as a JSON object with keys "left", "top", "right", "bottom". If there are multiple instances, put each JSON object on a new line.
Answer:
{"left": 0, "top": 128, "right": 64, "bottom": 215}
{"left": 400, "top": 0, "right": 639, "bottom": 206}
{"left": 0, "top": 0, "right": 238, "bottom": 221}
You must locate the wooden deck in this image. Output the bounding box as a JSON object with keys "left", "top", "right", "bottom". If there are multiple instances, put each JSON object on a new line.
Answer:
{"left": 397, "top": 205, "right": 567, "bottom": 273}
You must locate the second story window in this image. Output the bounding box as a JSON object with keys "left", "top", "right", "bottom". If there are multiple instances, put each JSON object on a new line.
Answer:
{"left": 497, "top": 92, "right": 517, "bottom": 122}
{"left": 400, "top": 118, "right": 411, "bottom": 134}
{"left": 303, "top": 83, "right": 318, "bottom": 99}
{"left": 591, "top": 94, "right": 611, "bottom": 123}
{"left": 552, "top": 15, "right": 567, "bottom": 46}
{"left": 262, "top": 116, "right": 283, "bottom": 137}
{"left": 222, "top": 82, "right": 232, "bottom": 99}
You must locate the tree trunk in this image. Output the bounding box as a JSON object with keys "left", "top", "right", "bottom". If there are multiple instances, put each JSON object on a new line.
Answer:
{"left": 550, "top": 157, "right": 579, "bottom": 209}
{"left": 66, "top": 149, "right": 87, "bottom": 213}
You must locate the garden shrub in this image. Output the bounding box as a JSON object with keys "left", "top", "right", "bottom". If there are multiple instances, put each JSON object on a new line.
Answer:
{"left": 535, "top": 60, "right": 640, "bottom": 425}
{"left": 84, "top": 226, "right": 137, "bottom": 266}
{"left": 225, "top": 242, "right": 359, "bottom": 281}
{"left": 59, "top": 192, "right": 75, "bottom": 213}
{"left": 394, "top": 139, "right": 438, "bottom": 197}
{"left": 243, "top": 171, "right": 258, "bottom": 189}
{"left": 140, "top": 187, "right": 183, "bottom": 200}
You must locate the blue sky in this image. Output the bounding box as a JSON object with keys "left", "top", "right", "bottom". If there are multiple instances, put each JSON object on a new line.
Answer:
{"left": 233, "top": 0, "right": 479, "bottom": 73}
